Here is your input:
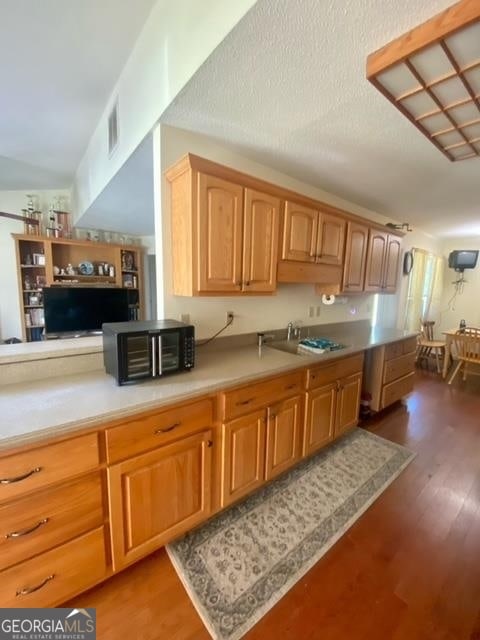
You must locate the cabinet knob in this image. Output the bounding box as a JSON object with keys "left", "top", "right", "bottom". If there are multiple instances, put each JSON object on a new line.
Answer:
{"left": 244, "top": 281, "right": 250, "bottom": 287}
{"left": 206, "top": 440, "right": 213, "bottom": 448}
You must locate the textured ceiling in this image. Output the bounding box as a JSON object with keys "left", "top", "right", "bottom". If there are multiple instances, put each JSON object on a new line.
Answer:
{"left": 162, "top": 0, "right": 480, "bottom": 238}
{"left": 0, "top": 0, "right": 156, "bottom": 189}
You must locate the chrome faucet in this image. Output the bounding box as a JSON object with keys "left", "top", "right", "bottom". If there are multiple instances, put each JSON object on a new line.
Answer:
{"left": 286, "top": 322, "right": 301, "bottom": 341}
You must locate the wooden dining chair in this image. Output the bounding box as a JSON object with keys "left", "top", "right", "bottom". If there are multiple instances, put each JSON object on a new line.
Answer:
{"left": 416, "top": 320, "right": 446, "bottom": 374}
{"left": 447, "top": 328, "right": 480, "bottom": 384}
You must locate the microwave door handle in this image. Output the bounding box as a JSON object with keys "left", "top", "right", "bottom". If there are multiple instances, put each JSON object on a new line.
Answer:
{"left": 157, "top": 335, "right": 163, "bottom": 375}
{"left": 151, "top": 335, "right": 157, "bottom": 376}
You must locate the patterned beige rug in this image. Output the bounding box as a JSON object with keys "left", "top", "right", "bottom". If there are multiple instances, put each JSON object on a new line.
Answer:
{"left": 167, "top": 429, "right": 414, "bottom": 640}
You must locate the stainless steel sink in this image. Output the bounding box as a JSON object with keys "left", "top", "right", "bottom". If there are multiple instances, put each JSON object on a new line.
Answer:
{"left": 266, "top": 338, "right": 348, "bottom": 356}
{"left": 266, "top": 339, "right": 305, "bottom": 355}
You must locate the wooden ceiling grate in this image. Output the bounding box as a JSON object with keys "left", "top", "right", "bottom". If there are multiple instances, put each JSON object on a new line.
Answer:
{"left": 367, "top": 0, "right": 480, "bottom": 161}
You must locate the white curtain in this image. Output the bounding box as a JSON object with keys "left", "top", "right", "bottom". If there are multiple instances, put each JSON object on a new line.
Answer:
{"left": 404, "top": 248, "right": 444, "bottom": 333}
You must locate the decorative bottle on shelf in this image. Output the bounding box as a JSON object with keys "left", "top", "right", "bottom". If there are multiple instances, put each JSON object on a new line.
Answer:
{"left": 109, "top": 265, "right": 115, "bottom": 278}
{"left": 459, "top": 319, "right": 466, "bottom": 333}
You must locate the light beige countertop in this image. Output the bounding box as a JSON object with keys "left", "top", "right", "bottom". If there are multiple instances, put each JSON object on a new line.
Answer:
{"left": 0, "top": 336, "right": 102, "bottom": 364}
{"left": 0, "top": 326, "right": 416, "bottom": 451}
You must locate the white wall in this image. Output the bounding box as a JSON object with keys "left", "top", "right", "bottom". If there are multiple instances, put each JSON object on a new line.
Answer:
{"left": 73, "top": 0, "right": 256, "bottom": 220}
{"left": 376, "top": 227, "right": 443, "bottom": 330}
{"left": 438, "top": 237, "right": 480, "bottom": 332}
{"left": 159, "top": 125, "right": 405, "bottom": 339}
{"left": 0, "top": 190, "right": 70, "bottom": 341}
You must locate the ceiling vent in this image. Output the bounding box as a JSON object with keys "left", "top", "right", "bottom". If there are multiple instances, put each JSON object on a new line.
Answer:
{"left": 108, "top": 100, "right": 119, "bottom": 155}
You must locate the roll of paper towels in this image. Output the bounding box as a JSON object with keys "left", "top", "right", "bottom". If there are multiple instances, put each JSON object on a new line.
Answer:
{"left": 321, "top": 294, "right": 335, "bottom": 305}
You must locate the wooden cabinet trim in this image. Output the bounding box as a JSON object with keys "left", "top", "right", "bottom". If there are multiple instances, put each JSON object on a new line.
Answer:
{"left": 166, "top": 154, "right": 405, "bottom": 237}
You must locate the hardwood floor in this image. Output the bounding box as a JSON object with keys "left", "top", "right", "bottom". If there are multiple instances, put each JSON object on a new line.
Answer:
{"left": 67, "top": 370, "right": 480, "bottom": 640}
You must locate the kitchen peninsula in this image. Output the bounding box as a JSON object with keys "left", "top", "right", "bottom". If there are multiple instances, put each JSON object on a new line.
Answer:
{"left": 0, "top": 321, "right": 416, "bottom": 607}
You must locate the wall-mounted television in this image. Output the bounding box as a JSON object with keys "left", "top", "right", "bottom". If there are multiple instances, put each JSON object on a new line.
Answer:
{"left": 448, "top": 250, "right": 479, "bottom": 272}
{"left": 43, "top": 287, "right": 130, "bottom": 337}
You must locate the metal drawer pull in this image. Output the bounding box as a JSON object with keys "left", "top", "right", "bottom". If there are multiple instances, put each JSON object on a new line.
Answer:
{"left": 236, "top": 398, "right": 255, "bottom": 406}
{"left": 16, "top": 574, "right": 55, "bottom": 596}
{"left": 285, "top": 384, "right": 297, "bottom": 390}
{"left": 154, "top": 422, "right": 181, "bottom": 434}
{"left": 0, "top": 467, "right": 42, "bottom": 485}
{"left": 6, "top": 518, "right": 49, "bottom": 539}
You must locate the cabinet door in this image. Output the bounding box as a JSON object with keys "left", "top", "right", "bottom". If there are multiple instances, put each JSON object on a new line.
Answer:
{"left": 335, "top": 373, "right": 362, "bottom": 436}
{"left": 316, "top": 212, "right": 346, "bottom": 265}
{"left": 364, "top": 230, "right": 387, "bottom": 292}
{"left": 265, "top": 396, "right": 302, "bottom": 481}
{"left": 382, "top": 235, "right": 402, "bottom": 293}
{"left": 281, "top": 201, "right": 318, "bottom": 262}
{"left": 108, "top": 431, "right": 212, "bottom": 570}
{"left": 221, "top": 410, "right": 265, "bottom": 507}
{"left": 197, "top": 173, "right": 243, "bottom": 292}
{"left": 243, "top": 189, "right": 280, "bottom": 292}
{"left": 303, "top": 383, "right": 336, "bottom": 456}
{"left": 343, "top": 222, "right": 369, "bottom": 292}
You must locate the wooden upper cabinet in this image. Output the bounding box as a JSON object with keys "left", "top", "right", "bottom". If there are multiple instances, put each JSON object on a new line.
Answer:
{"left": 281, "top": 201, "right": 318, "bottom": 262}
{"left": 343, "top": 222, "right": 369, "bottom": 292}
{"left": 364, "top": 230, "right": 401, "bottom": 293}
{"left": 242, "top": 189, "right": 280, "bottom": 292}
{"left": 316, "top": 212, "right": 346, "bottom": 265}
{"left": 197, "top": 173, "right": 244, "bottom": 293}
{"left": 383, "top": 235, "right": 402, "bottom": 293}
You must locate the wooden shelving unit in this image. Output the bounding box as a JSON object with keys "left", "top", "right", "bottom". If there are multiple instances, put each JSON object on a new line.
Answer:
{"left": 13, "top": 234, "right": 145, "bottom": 342}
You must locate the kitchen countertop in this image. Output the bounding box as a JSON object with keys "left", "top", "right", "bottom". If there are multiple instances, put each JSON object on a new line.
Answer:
{"left": 0, "top": 326, "right": 416, "bottom": 451}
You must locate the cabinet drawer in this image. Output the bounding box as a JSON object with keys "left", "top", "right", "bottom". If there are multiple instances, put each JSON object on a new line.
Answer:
{"left": 384, "top": 341, "right": 404, "bottom": 361}
{"left": 402, "top": 336, "right": 418, "bottom": 355}
{"left": 0, "top": 527, "right": 106, "bottom": 607}
{"left": 105, "top": 398, "right": 213, "bottom": 463}
{"left": 0, "top": 473, "right": 103, "bottom": 571}
{"left": 306, "top": 353, "right": 364, "bottom": 390}
{"left": 0, "top": 433, "right": 99, "bottom": 503}
{"left": 383, "top": 352, "right": 416, "bottom": 385}
{"left": 220, "top": 371, "right": 303, "bottom": 420}
{"left": 381, "top": 372, "right": 415, "bottom": 408}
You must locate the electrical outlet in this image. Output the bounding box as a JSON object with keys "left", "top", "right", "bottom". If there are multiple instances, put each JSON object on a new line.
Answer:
{"left": 316, "top": 306, "right": 321, "bottom": 316}
{"left": 180, "top": 313, "right": 190, "bottom": 324}
{"left": 309, "top": 306, "right": 315, "bottom": 318}
{"left": 226, "top": 311, "right": 234, "bottom": 324}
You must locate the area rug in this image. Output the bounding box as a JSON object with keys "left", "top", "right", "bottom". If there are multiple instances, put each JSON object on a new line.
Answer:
{"left": 166, "top": 429, "right": 414, "bottom": 640}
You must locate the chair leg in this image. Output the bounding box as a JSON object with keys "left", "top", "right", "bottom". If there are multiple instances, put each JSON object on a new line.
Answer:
{"left": 435, "top": 348, "right": 440, "bottom": 373}
{"left": 463, "top": 362, "right": 468, "bottom": 382}
{"left": 447, "top": 360, "right": 463, "bottom": 385}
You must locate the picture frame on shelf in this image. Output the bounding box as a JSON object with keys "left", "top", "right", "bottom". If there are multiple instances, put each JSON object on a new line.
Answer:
{"left": 32, "top": 253, "right": 45, "bottom": 266}
{"left": 35, "top": 275, "right": 47, "bottom": 287}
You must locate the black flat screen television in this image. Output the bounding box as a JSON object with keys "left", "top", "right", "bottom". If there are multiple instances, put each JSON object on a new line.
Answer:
{"left": 43, "top": 287, "right": 130, "bottom": 336}
{"left": 448, "top": 250, "right": 479, "bottom": 271}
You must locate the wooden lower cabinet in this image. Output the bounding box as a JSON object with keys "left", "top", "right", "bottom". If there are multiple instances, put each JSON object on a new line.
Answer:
{"left": 265, "top": 396, "right": 302, "bottom": 481}
{"left": 0, "top": 527, "right": 106, "bottom": 608}
{"left": 336, "top": 373, "right": 362, "bottom": 436}
{"left": 221, "top": 410, "right": 266, "bottom": 508}
{"left": 108, "top": 430, "right": 213, "bottom": 570}
{"left": 304, "top": 383, "right": 336, "bottom": 456}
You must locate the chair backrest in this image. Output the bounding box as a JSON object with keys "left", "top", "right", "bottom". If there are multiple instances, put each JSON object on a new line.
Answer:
{"left": 453, "top": 330, "right": 480, "bottom": 362}
{"left": 420, "top": 319, "right": 435, "bottom": 341}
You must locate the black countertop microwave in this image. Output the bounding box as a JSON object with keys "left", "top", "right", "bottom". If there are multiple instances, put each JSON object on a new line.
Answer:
{"left": 102, "top": 320, "right": 195, "bottom": 385}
